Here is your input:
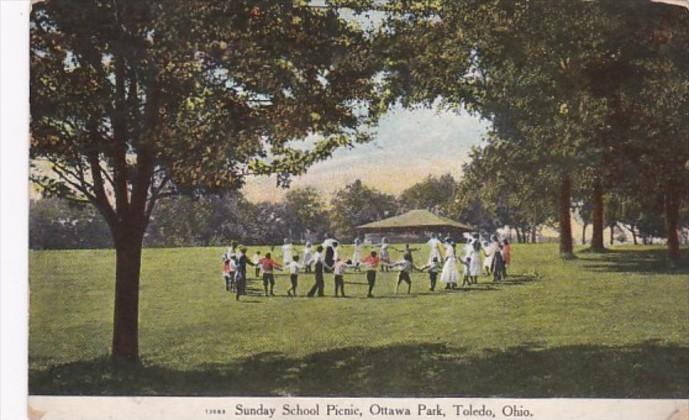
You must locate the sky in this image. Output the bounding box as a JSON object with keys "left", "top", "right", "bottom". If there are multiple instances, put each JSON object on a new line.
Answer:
{"left": 241, "top": 105, "right": 490, "bottom": 202}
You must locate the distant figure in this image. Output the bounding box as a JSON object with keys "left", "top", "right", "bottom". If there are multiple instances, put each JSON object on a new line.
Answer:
{"left": 259, "top": 252, "right": 282, "bottom": 297}
{"left": 352, "top": 237, "right": 363, "bottom": 271}
{"left": 252, "top": 250, "right": 262, "bottom": 279}
{"left": 307, "top": 246, "right": 326, "bottom": 297}
{"left": 281, "top": 238, "right": 293, "bottom": 266}
{"left": 303, "top": 241, "right": 314, "bottom": 273}
{"left": 361, "top": 251, "right": 381, "bottom": 297}
{"left": 379, "top": 237, "right": 391, "bottom": 272}
{"left": 286, "top": 255, "right": 302, "bottom": 297}
{"left": 501, "top": 239, "right": 512, "bottom": 277}
{"left": 440, "top": 239, "right": 459, "bottom": 289}
{"left": 427, "top": 233, "right": 442, "bottom": 265}
{"left": 394, "top": 243, "right": 420, "bottom": 264}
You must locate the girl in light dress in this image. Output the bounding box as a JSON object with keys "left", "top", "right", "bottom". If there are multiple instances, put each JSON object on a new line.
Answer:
{"left": 281, "top": 238, "right": 293, "bottom": 266}
{"left": 352, "top": 237, "right": 363, "bottom": 272}
{"left": 440, "top": 238, "right": 459, "bottom": 289}
{"left": 302, "top": 241, "right": 314, "bottom": 273}
{"left": 482, "top": 236, "right": 499, "bottom": 276}
{"left": 427, "top": 233, "right": 442, "bottom": 266}
{"left": 379, "top": 237, "right": 391, "bottom": 272}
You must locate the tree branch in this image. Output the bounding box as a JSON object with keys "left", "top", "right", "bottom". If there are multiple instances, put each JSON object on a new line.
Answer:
{"left": 86, "top": 147, "right": 118, "bottom": 227}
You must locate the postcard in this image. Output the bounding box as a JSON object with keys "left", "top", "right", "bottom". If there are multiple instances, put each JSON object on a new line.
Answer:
{"left": 3, "top": 0, "right": 689, "bottom": 419}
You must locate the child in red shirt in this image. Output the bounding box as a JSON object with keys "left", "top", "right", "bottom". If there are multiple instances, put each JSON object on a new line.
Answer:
{"left": 361, "top": 251, "right": 381, "bottom": 298}
{"left": 259, "top": 252, "right": 282, "bottom": 296}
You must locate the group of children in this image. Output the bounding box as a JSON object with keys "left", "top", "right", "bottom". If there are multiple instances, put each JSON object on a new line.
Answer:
{"left": 222, "top": 233, "right": 512, "bottom": 300}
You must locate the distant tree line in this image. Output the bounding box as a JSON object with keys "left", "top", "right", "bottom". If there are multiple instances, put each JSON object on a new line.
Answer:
{"left": 31, "top": 177, "right": 439, "bottom": 249}
{"left": 31, "top": 171, "right": 687, "bottom": 250}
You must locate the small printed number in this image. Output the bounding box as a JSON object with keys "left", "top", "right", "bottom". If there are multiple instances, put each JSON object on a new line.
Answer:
{"left": 205, "top": 409, "right": 226, "bottom": 415}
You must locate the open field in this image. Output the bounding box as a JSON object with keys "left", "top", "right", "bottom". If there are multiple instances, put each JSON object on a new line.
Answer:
{"left": 29, "top": 243, "right": 689, "bottom": 397}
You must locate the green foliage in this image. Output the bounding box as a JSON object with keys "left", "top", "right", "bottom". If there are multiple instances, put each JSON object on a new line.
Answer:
{"left": 30, "top": 0, "right": 381, "bottom": 230}
{"left": 30, "top": 199, "right": 113, "bottom": 249}
{"left": 282, "top": 187, "right": 331, "bottom": 241}
{"left": 378, "top": 0, "right": 689, "bottom": 256}
{"left": 29, "top": 244, "right": 689, "bottom": 396}
{"left": 329, "top": 179, "right": 399, "bottom": 240}
{"left": 398, "top": 173, "right": 457, "bottom": 214}
{"left": 450, "top": 142, "right": 555, "bottom": 236}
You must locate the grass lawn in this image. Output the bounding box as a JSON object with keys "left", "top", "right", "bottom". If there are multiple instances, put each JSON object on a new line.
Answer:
{"left": 28, "top": 243, "right": 689, "bottom": 397}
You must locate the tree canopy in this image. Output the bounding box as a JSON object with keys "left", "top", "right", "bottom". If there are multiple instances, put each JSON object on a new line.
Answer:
{"left": 30, "top": 0, "right": 382, "bottom": 363}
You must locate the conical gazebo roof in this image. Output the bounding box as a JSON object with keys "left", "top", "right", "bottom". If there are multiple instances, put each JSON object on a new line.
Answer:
{"left": 356, "top": 209, "right": 473, "bottom": 232}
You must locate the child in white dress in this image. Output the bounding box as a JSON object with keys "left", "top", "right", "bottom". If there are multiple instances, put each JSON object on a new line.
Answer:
{"left": 302, "top": 242, "right": 314, "bottom": 273}
{"left": 281, "top": 238, "right": 293, "bottom": 266}
{"left": 352, "top": 237, "right": 363, "bottom": 272}
{"left": 469, "top": 240, "right": 482, "bottom": 283}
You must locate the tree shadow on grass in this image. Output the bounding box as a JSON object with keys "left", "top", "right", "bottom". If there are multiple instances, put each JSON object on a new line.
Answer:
{"left": 30, "top": 341, "right": 688, "bottom": 398}
{"left": 578, "top": 248, "right": 689, "bottom": 275}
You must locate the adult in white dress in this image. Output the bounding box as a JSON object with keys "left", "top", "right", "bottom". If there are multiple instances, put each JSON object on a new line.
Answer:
{"left": 440, "top": 240, "right": 459, "bottom": 288}
{"left": 427, "top": 233, "right": 442, "bottom": 265}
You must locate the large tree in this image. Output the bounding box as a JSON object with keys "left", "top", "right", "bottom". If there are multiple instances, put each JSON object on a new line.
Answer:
{"left": 30, "top": 0, "right": 379, "bottom": 363}
{"left": 376, "top": 0, "right": 688, "bottom": 259}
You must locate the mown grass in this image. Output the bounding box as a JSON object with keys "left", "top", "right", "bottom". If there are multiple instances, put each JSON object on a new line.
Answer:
{"left": 28, "top": 243, "right": 689, "bottom": 397}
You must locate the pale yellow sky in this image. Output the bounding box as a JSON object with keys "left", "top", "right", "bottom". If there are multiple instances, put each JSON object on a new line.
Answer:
{"left": 242, "top": 105, "right": 486, "bottom": 202}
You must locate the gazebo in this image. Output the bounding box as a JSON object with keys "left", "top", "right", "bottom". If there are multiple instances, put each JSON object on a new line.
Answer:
{"left": 355, "top": 209, "right": 473, "bottom": 243}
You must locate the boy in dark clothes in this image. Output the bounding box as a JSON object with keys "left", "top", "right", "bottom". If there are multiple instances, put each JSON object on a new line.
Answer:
{"left": 235, "top": 247, "right": 255, "bottom": 300}
{"left": 307, "top": 246, "right": 326, "bottom": 297}
{"left": 420, "top": 257, "right": 441, "bottom": 291}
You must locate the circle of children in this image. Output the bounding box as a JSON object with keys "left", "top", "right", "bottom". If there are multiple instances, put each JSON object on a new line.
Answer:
{"left": 222, "top": 232, "right": 512, "bottom": 300}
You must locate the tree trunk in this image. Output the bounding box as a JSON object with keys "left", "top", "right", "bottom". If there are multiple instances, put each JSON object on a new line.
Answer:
{"left": 559, "top": 176, "right": 575, "bottom": 258}
{"left": 609, "top": 225, "right": 614, "bottom": 245}
{"left": 581, "top": 223, "right": 588, "bottom": 245}
{"left": 630, "top": 225, "right": 637, "bottom": 245}
{"left": 590, "top": 181, "right": 605, "bottom": 252}
{"left": 112, "top": 227, "right": 144, "bottom": 364}
{"left": 530, "top": 226, "right": 537, "bottom": 243}
{"left": 516, "top": 228, "right": 523, "bottom": 244}
{"left": 664, "top": 179, "right": 681, "bottom": 261}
